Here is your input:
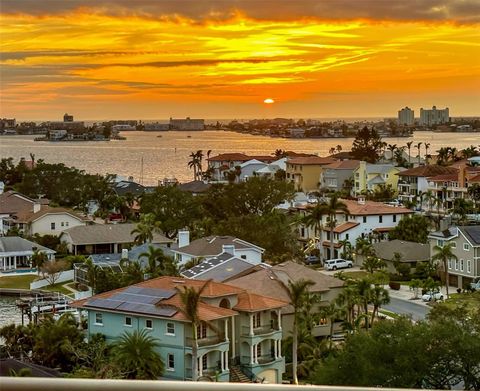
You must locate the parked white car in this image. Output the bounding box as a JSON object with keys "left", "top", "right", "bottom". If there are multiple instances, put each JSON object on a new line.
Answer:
{"left": 421, "top": 291, "right": 444, "bottom": 302}
{"left": 324, "top": 258, "right": 353, "bottom": 271}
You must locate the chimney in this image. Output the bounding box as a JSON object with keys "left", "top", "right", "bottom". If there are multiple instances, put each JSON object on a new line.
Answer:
{"left": 178, "top": 230, "right": 190, "bottom": 248}
{"left": 122, "top": 248, "right": 129, "bottom": 259}
{"left": 357, "top": 196, "right": 366, "bottom": 205}
{"left": 33, "top": 202, "right": 41, "bottom": 213}
{"left": 222, "top": 244, "right": 235, "bottom": 255}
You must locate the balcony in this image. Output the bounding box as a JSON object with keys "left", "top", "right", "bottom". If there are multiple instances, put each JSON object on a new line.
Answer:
{"left": 241, "top": 354, "right": 279, "bottom": 365}
{"left": 186, "top": 333, "right": 226, "bottom": 348}
{"left": 241, "top": 324, "right": 279, "bottom": 337}
{"left": 3, "top": 378, "right": 426, "bottom": 390}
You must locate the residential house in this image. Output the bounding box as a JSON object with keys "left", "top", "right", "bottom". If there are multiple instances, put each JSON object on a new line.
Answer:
{"left": 238, "top": 159, "right": 268, "bottom": 181}
{"left": 207, "top": 153, "right": 276, "bottom": 182}
{"left": 295, "top": 198, "right": 413, "bottom": 260}
{"left": 365, "top": 239, "right": 431, "bottom": 274}
{"left": 353, "top": 161, "right": 405, "bottom": 196}
{"left": 228, "top": 261, "right": 344, "bottom": 338}
{"left": 428, "top": 226, "right": 480, "bottom": 289}
{"left": 286, "top": 156, "right": 337, "bottom": 193}
{"left": 113, "top": 180, "right": 146, "bottom": 197}
{"left": 74, "top": 242, "right": 176, "bottom": 286}
{"left": 255, "top": 158, "right": 287, "bottom": 179}
{"left": 396, "top": 165, "right": 458, "bottom": 204}
{"left": 320, "top": 160, "right": 360, "bottom": 193}
{"left": 60, "top": 223, "right": 172, "bottom": 255}
{"left": 0, "top": 236, "right": 55, "bottom": 272}
{"left": 171, "top": 231, "right": 264, "bottom": 267}
{"left": 72, "top": 276, "right": 287, "bottom": 383}
{"left": 0, "top": 191, "right": 87, "bottom": 236}
{"left": 178, "top": 180, "right": 211, "bottom": 196}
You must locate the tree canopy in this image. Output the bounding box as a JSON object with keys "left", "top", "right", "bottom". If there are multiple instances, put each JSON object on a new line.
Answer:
{"left": 388, "top": 214, "right": 431, "bottom": 243}
{"left": 350, "top": 126, "right": 385, "bottom": 163}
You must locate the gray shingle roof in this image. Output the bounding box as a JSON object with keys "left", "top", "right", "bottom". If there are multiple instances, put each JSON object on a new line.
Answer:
{"left": 0, "top": 236, "right": 55, "bottom": 254}
{"left": 460, "top": 226, "right": 480, "bottom": 246}
{"left": 373, "top": 240, "right": 430, "bottom": 262}
{"left": 61, "top": 223, "right": 172, "bottom": 245}
{"left": 173, "top": 236, "right": 264, "bottom": 257}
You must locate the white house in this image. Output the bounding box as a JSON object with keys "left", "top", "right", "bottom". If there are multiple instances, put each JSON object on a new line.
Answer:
{"left": 239, "top": 159, "right": 268, "bottom": 181}
{"left": 0, "top": 236, "right": 55, "bottom": 272}
{"left": 256, "top": 158, "right": 287, "bottom": 178}
{"left": 171, "top": 230, "right": 264, "bottom": 266}
{"left": 296, "top": 197, "right": 414, "bottom": 260}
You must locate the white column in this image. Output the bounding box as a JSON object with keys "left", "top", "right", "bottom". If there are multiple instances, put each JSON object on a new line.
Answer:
{"left": 13, "top": 256, "right": 17, "bottom": 270}
{"left": 250, "top": 344, "right": 254, "bottom": 364}
{"left": 249, "top": 313, "right": 254, "bottom": 336}
{"left": 231, "top": 316, "right": 236, "bottom": 358}
{"left": 220, "top": 350, "right": 224, "bottom": 371}
{"left": 277, "top": 309, "right": 282, "bottom": 330}
{"left": 198, "top": 356, "right": 203, "bottom": 376}
{"left": 278, "top": 339, "right": 282, "bottom": 358}
{"left": 274, "top": 339, "right": 278, "bottom": 358}
{"left": 254, "top": 343, "right": 258, "bottom": 364}
{"left": 224, "top": 319, "right": 229, "bottom": 341}
{"left": 224, "top": 351, "right": 229, "bottom": 370}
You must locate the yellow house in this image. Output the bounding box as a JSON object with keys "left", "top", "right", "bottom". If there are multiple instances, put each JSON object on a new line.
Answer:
{"left": 353, "top": 161, "right": 404, "bottom": 195}
{"left": 286, "top": 156, "right": 336, "bottom": 192}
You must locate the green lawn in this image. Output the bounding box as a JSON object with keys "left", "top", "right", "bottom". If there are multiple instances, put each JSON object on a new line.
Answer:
{"left": 0, "top": 275, "right": 37, "bottom": 289}
{"left": 43, "top": 282, "right": 74, "bottom": 297}
{"left": 341, "top": 271, "right": 369, "bottom": 280}
{"left": 443, "top": 291, "right": 480, "bottom": 314}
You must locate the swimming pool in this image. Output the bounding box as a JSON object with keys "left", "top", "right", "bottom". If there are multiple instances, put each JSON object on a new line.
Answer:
{"left": 1, "top": 268, "right": 37, "bottom": 274}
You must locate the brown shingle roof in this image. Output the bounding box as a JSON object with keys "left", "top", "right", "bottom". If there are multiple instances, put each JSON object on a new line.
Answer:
{"left": 398, "top": 165, "right": 458, "bottom": 177}
{"left": 0, "top": 191, "right": 35, "bottom": 214}
{"left": 15, "top": 206, "right": 89, "bottom": 223}
{"left": 173, "top": 236, "right": 264, "bottom": 257}
{"left": 323, "top": 160, "right": 361, "bottom": 170}
{"left": 287, "top": 156, "right": 336, "bottom": 165}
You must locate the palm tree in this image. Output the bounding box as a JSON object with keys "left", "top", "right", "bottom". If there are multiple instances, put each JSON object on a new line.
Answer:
{"left": 113, "top": 329, "right": 164, "bottom": 379}
{"left": 415, "top": 142, "right": 422, "bottom": 164}
{"left": 323, "top": 195, "right": 349, "bottom": 260}
{"left": 320, "top": 303, "right": 341, "bottom": 349}
{"left": 131, "top": 213, "right": 156, "bottom": 245}
{"left": 188, "top": 152, "right": 199, "bottom": 181}
{"left": 175, "top": 280, "right": 211, "bottom": 382}
{"left": 335, "top": 285, "right": 360, "bottom": 331}
{"left": 329, "top": 147, "right": 336, "bottom": 155}
{"left": 370, "top": 286, "right": 390, "bottom": 325}
{"left": 301, "top": 204, "right": 329, "bottom": 260}
{"left": 140, "top": 245, "right": 165, "bottom": 277}
{"left": 286, "top": 279, "right": 315, "bottom": 385}
{"left": 336, "top": 145, "right": 342, "bottom": 153}
{"left": 424, "top": 142, "right": 431, "bottom": 164}
{"left": 387, "top": 143, "right": 397, "bottom": 162}
{"left": 338, "top": 238, "right": 353, "bottom": 260}
{"left": 406, "top": 141, "right": 413, "bottom": 165}
{"left": 31, "top": 249, "right": 48, "bottom": 274}
{"left": 355, "top": 278, "right": 373, "bottom": 329}
{"left": 431, "top": 242, "right": 458, "bottom": 299}
{"left": 195, "top": 150, "right": 204, "bottom": 180}
{"left": 436, "top": 147, "right": 450, "bottom": 165}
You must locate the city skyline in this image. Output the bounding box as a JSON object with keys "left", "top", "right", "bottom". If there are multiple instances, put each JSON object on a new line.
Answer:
{"left": 1, "top": 0, "right": 480, "bottom": 120}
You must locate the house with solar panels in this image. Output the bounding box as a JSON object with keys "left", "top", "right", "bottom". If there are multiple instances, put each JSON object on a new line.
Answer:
{"left": 428, "top": 225, "right": 480, "bottom": 290}
{"left": 73, "top": 276, "right": 287, "bottom": 383}
{"left": 172, "top": 231, "right": 264, "bottom": 267}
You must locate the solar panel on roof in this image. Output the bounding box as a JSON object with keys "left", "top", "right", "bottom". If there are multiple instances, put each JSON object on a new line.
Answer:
{"left": 123, "top": 286, "right": 175, "bottom": 299}
{"left": 109, "top": 292, "right": 159, "bottom": 304}
{"left": 86, "top": 298, "right": 123, "bottom": 309}
{"left": 116, "top": 302, "right": 177, "bottom": 317}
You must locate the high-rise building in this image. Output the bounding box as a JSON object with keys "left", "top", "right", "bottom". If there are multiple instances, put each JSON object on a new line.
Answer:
{"left": 398, "top": 107, "right": 414, "bottom": 126}
{"left": 169, "top": 117, "right": 205, "bottom": 130}
{"left": 63, "top": 113, "right": 74, "bottom": 122}
{"left": 420, "top": 106, "right": 449, "bottom": 126}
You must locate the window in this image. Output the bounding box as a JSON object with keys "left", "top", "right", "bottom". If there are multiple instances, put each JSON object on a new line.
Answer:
{"left": 167, "top": 354, "right": 175, "bottom": 371}
{"left": 379, "top": 216, "right": 383, "bottom": 223}
{"left": 463, "top": 243, "right": 470, "bottom": 251}
{"left": 125, "top": 316, "right": 132, "bottom": 327}
{"left": 363, "top": 216, "right": 367, "bottom": 223}
{"left": 197, "top": 322, "right": 207, "bottom": 339}
{"left": 61, "top": 222, "right": 64, "bottom": 227}
{"left": 202, "top": 355, "right": 208, "bottom": 370}
{"left": 253, "top": 313, "right": 261, "bottom": 328}
{"left": 50, "top": 222, "right": 55, "bottom": 230}
{"left": 450, "top": 242, "right": 456, "bottom": 248}
{"left": 448, "top": 259, "right": 452, "bottom": 269}
{"left": 66, "top": 221, "right": 69, "bottom": 227}
{"left": 241, "top": 255, "right": 247, "bottom": 260}
{"left": 95, "top": 313, "right": 103, "bottom": 325}
{"left": 393, "top": 214, "right": 397, "bottom": 223}
{"left": 145, "top": 319, "right": 153, "bottom": 329}
{"left": 345, "top": 234, "right": 349, "bottom": 240}
{"left": 455, "top": 259, "right": 458, "bottom": 271}
{"left": 437, "top": 240, "right": 444, "bottom": 247}
{"left": 460, "top": 259, "right": 464, "bottom": 272}
{"left": 166, "top": 322, "right": 175, "bottom": 335}
{"left": 467, "top": 260, "right": 471, "bottom": 273}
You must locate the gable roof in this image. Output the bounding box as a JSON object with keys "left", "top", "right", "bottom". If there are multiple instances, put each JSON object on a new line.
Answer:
{"left": 0, "top": 191, "right": 46, "bottom": 215}
{"left": 343, "top": 199, "right": 412, "bottom": 216}
{"left": 114, "top": 181, "right": 145, "bottom": 196}
{"left": 61, "top": 223, "right": 172, "bottom": 245}
{"left": 14, "top": 206, "right": 88, "bottom": 224}
{"left": 173, "top": 235, "right": 264, "bottom": 257}
{"left": 178, "top": 180, "right": 211, "bottom": 193}
{"left": 373, "top": 240, "right": 430, "bottom": 262}
{"left": 397, "top": 165, "right": 458, "bottom": 177}
{"left": 459, "top": 226, "right": 480, "bottom": 246}
{"left": 0, "top": 236, "right": 55, "bottom": 254}
{"left": 323, "top": 159, "right": 361, "bottom": 170}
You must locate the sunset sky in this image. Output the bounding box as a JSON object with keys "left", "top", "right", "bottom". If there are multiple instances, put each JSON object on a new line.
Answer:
{"left": 1, "top": 0, "right": 479, "bottom": 120}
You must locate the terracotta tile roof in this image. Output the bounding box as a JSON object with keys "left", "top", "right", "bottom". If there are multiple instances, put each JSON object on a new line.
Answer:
{"left": 323, "top": 160, "right": 361, "bottom": 170}
{"left": 287, "top": 156, "right": 337, "bottom": 165}
{"left": 73, "top": 276, "right": 285, "bottom": 322}
{"left": 469, "top": 174, "right": 480, "bottom": 183}
{"left": 343, "top": 199, "right": 412, "bottom": 216}
{"left": 428, "top": 173, "right": 458, "bottom": 182}
{"left": 322, "top": 241, "right": 343, "bottom": 249}
{"left": 398, "top": 165, "right": 458, "bottom": 177}
{"left": 373, "top": 227, "right": 394, "bottom": 233}
{"left": 234, "top": 291, "right": 287, "bottom": 312}
{"left": 333, "top": 221, "right": 359, "bottom": 233}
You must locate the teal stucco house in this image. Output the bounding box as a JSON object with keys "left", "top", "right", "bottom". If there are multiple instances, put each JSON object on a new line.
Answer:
{"left": 73, "top": 276, "right": 287, "bottom": 383}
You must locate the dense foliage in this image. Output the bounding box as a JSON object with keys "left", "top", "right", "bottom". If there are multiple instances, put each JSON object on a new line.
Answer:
{"left": 350, "top": 126, "right": 385, "bottom": 163}
{"left": 388, "top": 214, "right": 431, "bottom": 243}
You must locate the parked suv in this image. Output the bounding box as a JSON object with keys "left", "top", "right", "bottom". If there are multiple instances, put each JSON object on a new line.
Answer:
{"left": 304, "top": 255, "right": 320, "bottom": 265}
{"left": 421, "top": 291, "right": 444, "bottom": 302}
{"left": 324, "top": 258, "right": 353, "bottom": 271}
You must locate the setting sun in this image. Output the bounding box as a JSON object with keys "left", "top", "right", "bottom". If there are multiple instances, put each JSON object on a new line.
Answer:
{"left": 264, "top": 98, "right": 275, "bottom": 104}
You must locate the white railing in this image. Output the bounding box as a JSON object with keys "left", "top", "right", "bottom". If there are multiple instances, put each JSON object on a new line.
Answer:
{"left": 30, "top": 270, "right": 74, "bottom": 289}
{"left": 1, "top": 378, "right": 427, "bottom": 391}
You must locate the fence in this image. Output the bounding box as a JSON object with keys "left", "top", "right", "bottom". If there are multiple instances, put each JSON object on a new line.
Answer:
{"left": 29, "top": 269, "right": 74, "bottom": 289}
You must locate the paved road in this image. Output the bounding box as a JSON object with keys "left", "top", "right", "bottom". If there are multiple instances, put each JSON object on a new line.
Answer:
{"left": 383, "top": 297, "right": 430, "bottom": 321}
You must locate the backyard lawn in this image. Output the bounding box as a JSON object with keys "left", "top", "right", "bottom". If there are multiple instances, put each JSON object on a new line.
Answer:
{"left": 0, "top": 275, "right": 37, "bottom": 289}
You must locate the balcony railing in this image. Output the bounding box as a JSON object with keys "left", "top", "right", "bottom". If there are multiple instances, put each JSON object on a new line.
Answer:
{"left": 186, "top": 333, "right": 226, "bottom": 348}
{"left": 241, "top": 324, "right": 279, "bottom": 336}
{"left": 2, "top": 378, "right": 425, "bottom": 391}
